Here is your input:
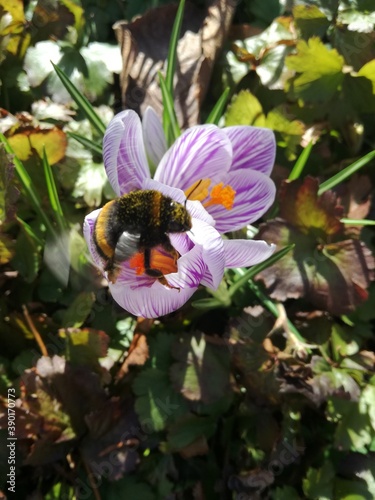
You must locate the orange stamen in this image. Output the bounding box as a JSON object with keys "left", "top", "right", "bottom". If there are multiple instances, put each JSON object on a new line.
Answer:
{"left": 184, "top": 179, "right": 211, "bottom": 202}
{"left": 129, "top": 253, "right": 145, "bottom": 275}
{"left": 204, "top": 182, "right": 236, "bottom": 210}
{"left": 151, "top": 251, "right": 178, "bottom": 275}
{"left": 129, "top": 249, "right": 178, "bottom": 277}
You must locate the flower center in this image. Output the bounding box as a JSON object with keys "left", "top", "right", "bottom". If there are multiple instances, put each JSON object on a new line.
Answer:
{"left": 129, "top": 249, "right": 178, "bottom": 277}
{"left": 185, "top": 179, "right": 236, "bottom": 210}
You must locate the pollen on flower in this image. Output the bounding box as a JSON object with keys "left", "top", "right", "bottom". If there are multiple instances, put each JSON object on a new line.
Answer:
{"left": 204, "top": 182, "right": 236, "bottom": 210}
{"left": 129, "top": 249, "right": 178, "bottom": 277}
{"left": 129, "top": 253, "right": 145, "bottom": 275}
{"left": 184, "top": 179, "right": 211, "bottom": 202}
{"left": 151, "top": 250, "right": 178, "bottom": 275}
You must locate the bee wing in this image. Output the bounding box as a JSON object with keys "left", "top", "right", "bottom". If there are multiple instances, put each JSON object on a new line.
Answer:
{"left": 114, "top": 231, "right": 141, "bottom": 262}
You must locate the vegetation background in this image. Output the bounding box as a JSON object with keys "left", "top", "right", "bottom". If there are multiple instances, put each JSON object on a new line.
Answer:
{"left": 0, "top": 0, "right": 375, "bottom": 498}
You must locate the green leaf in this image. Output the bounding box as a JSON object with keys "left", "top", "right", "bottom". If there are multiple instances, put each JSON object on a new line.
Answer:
{"left": 357, "top": 59, "right": 375, "bottom": 94}
{"left": 160, "top": 73, "right": 181, "bottom": 146}
{"left": 327, "top": 397, "right": 373, "bottom": 452}
{"left": 133, "top": 368, "right": 188, "bottom": 432}
{"left": 286, "top": 37, "right": 345, "bottom": 102}
{"left": 165, "top": 0, "right": 185, "bottom": 96}
{"left": 272, "top": 486, "right": 301, "bottom": 500}
{"left": 11, "top": 225, "right": 42, "bottom": 283}
{"left": 191, "top": 297, "right": 227, "bottom": 310}
{"left": 293, "top": 5, "right": 330, "bottom": 39}
{"left": 42, "top": 148, "right": 66, "bottom": 233}
{"left": 247, "top": 0, "right": 281, "bottom": 26}
{"left": 362, "top": 382, "right": 375, "bottom": 432}
{"left": 0, "top": 133, "right": 56, "bottom": 237}
{"left": 335, "top": 478, "right": 375, "bottom": 500}
{"left": 338, "top": 8, "right": 375, "bottom": 33}
{"left": 63, "top": 327, "right": 109, "bottom": 372}
{"left": 52, "top": 63, "right": 106, "bottom": 136}
{"left": 265, "top": 106, "right": 305, "bottom": 160}
{"left": 0, "top": 144, "right": 18, "bottom": 224}
{"left": 303, "top": 461, "right": 335, "bottom": 500}
{"left": 67, "top": 132, "right": 102, "bottom": 156}
{"left": 331, "top": 324, "right": 361, "bottom": 357}
{"left": 206, "top": 87, "right": 230, "bottom": 125}
{"left": 225, "top": 90, "right": 266, "bottom": 127}
{"left": 226, "top": 18, "right": 294, "bottom": 88}
{"left": 288, "top": 141, "right": 313, "bottom": 180}
{"left": 61, "top": 292, "right": 96, "bottom": 329}
{"left": 341, "top": 218, "right": 375, "bottom": 226}
{"left": 102, "top": 476, "right": 155, "bottom": 500}
{"left": 170, "top": 333, "right": 232, "bottom": 405}
{"left": 0, "top": 233, "right": 15, "bottom": 265}
{"left": 167, "top": 414, "right": 216, "bottom": 450}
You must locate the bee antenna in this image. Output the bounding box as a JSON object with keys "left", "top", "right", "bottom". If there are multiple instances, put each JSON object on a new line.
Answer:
{"left": 185, "top": 179, "right": 203, "bottom": 202}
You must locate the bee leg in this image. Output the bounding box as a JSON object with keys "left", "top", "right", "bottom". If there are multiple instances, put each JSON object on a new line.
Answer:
{"left": 160, "top": 236, "right": 179, "bottom": 263}
{"left": 104, "top": 258, "right": 120, "bottom": 284}
{"left": 143, "top": 248, "right": 180, "bottom": 291}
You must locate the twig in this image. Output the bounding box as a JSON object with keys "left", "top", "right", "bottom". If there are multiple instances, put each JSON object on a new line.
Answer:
{"left": 22, "top": 305, "right": 48, "bottom": 356}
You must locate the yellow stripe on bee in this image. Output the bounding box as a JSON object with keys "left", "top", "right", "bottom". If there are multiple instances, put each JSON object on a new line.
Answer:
{"left": 151, "top": 190, "right": 162, "bottom": 226}
{"left": 95, "top": 199, "right": 117, "bottom": 258}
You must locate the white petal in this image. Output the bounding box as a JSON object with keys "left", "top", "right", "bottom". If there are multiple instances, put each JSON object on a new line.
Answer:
{"left": 154, "top": 125, "right": 232, "bottom": 191}
{"left": 103, "top": 110, "right": 150, "bottom": 196}
{"left": 109, "top": 280, "right": 197, "bottom": 318}
{"left": 142, "top": 107, "right": 167, "bottom": 167}
{"left": 223, "top": 240, "right": 276, "bottom": 268}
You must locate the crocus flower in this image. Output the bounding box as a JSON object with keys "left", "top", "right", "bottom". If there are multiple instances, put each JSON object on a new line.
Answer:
{"left": 84, "top": 109, "right": 276, "bottom": 318}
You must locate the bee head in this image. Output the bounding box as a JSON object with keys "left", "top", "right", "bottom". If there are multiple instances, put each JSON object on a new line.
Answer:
{"left": 166, "top": 200, "right": 192, "bottom": 233}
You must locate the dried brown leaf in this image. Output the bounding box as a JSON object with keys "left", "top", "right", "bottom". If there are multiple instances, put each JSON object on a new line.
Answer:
{"left": 114, "top": 0, "right": 236, "bottom": 128}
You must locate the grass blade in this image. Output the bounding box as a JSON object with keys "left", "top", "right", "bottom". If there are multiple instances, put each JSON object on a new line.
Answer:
{"left": 205, "top": 88, "right": 230, "bottom": 125}
{"left": 68, "top": 132, "right": 102, "bottom": 156}
{"left": 16, "top": 217, "right": 43, "bottom": 246}
{"left": 228, "top": 244, "right": 294, "bottom": 298}
{"left": 52, "top": 62, "right": 106, "bottom": 136}
{"left": 246, "top": 279, "right": 308, "bottom": 347}
{"left": 340, "top": 218, "right": 375, "bottom": 226}
{"left": 42, "top": 148, "right": 66, "bottom": 233}
{"left": 0, "top": 134, "right": 56, "bottom": 236}
{"left": 318, "top": 150, "right": 375, "bottom": 194}
{"left": 165, "top": 0, "right": 185, "bottom": 95}
{"left": 289, "top": 141, "right": 313, "bottom": 180}
{"left": 160, "top": 73, "right": 181, "bottom": 146}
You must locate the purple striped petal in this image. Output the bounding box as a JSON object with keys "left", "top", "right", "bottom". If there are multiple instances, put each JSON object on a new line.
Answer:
{"left": 110, "top": 280, "right": 197, "bottom": 318}
{"left": 142, "top": 107, "right": 167, "bottom": 168}
{"left": 225, "top": 126, "right": 276, "bottom": 176}
{"left": 83, "top": 209, "right": 104, "bottom": 268}
{"left": 103, "top": 110, "right": 150, "bottom": 196}
{"left": 223, "top": 239, "right": 275, "bottom": 268}
{"left": 154, "top": 125, "right": 233, "bottom": 191}
{"left": 189, "top": 218, "right": 225, "bottom": 289}
{"left": 142, "top": 177, "right": 185, "bottom": 203}
{"left": 166, "top": 243, "right": 206, "bottom": 289}
{"left": 207, "top": 170, "right": 276, "bottom": 233}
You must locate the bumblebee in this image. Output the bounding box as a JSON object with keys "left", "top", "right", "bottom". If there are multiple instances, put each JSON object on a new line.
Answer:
{"left": 93, "top": 190, "right": 192, "bottom": 287}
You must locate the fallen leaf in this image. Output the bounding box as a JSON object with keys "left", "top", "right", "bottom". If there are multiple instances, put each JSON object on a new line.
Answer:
{"left": 7, "top": 126, "right": 67, "bottom": 164}
{"left": 114, "top": 0, "right": 236, "bottom": 128}
{"left": 279, "top": 177, "right": 343, "bottom": 236}
{"left": 255, "top": 177, "right": 375, "bottom": 315}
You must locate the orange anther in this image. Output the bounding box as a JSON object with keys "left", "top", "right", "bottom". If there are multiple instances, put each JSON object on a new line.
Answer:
{"left": 129, "top": 253, "right": 145, "bottom": 275}
{"left": 204, "top": 182, "right": 236, "bottom": 210}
